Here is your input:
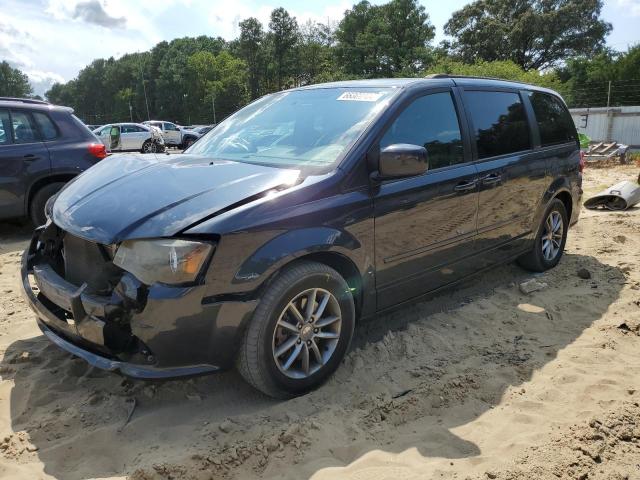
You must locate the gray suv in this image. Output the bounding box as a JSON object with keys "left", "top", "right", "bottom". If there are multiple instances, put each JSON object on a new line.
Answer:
{"left": 0, "top": 97, "right": 106, "bottom": 225}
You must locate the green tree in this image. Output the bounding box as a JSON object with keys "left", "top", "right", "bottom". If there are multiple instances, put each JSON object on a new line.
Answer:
{"left": 335, "top": 1, "right": 385, "bottom": 77}
{"left": 0, "top": 61, "right": 33, "bottom": 97}
{"left": 559, "top": 44, "right": 640, "bottom": 107}
{"left": 423, "top": 58, "right": 565, "bottom": 92}
{"left": 335, "top": 0, "right": 434, "bottom": 77}
{"left": 379, "top": 0, "right": 435, "bottom": 75}
{"left": 187, "top": 51, "right": 248, "bottom": 122}
{"left": 268, "top": 7, "right": 299, "bottom": 90}
{"left": 444, "top": 0, "right": 612, "bottom": 70}
{"left": 296, "top": 20, "right": 337, "bottom": 85}
{"left": 238, "top": 17, "right": 266, "bottom": 99}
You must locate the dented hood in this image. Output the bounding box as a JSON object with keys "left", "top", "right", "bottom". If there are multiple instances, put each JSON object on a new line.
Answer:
{"left": 52, "top": 153, "right": 299, "bottom": 244}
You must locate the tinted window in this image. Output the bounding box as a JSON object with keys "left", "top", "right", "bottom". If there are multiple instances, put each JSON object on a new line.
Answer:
{"left": 121, "top": 124, "right": 142, "bottom": 133}
{"left": 11, "top": 111, "right": 38, "bottom": 144}
{"left": 380, "top": 92, "right": 464, "bottom": 169}
{"left": 528, "top": 92, "right": 577, "bottom": 146}
{"left": 164, "top": 122, "right": 178, "bottom": 131}
{"left": 0, "top": 109, "right": 10, "bottom": 145}
{"left": 465, "top": 91, "right": 531, "bottom": 159}
{"left": 33, "top": 112, "right": 58, "bottom": 140}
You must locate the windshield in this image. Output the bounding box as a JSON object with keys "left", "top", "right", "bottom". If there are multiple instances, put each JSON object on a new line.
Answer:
{"left": 188, "top": 87, "right": 396, "bottom": 169}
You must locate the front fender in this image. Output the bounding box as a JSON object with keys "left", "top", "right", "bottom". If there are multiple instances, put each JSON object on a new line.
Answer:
{"left": 233, "top": 227, "right": 362, "bottom": 286}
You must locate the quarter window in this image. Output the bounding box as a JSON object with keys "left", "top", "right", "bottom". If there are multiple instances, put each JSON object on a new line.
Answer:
{"left": 10, "top": 111, "right": 38, "bottom": 144}
{"left": 0, "top": 109, "right": 10, "bottom": 145}
{"left": 528, "top": 92, "right": 577, "bottom": 146}
{"left": 380, "top": 92, "right": 464, "bottom": 169}
{"left": 465, "top": 91, "right": 531, "bottom": 159}
{"left": 33, "top": 112, "right": 58, "bottom": 140}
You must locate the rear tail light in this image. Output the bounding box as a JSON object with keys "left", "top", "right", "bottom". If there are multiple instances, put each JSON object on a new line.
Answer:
{"left": 579, "top": 151, "right": 585, "bottom": 173}
{"left": 88, "top": 142, "right": 108, "bottom": 159}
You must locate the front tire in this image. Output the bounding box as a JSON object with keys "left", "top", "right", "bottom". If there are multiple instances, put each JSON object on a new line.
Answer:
{"left": 29, "top": 182, "right": 65, "bottom": 226}
{"left": 517, "top": 198, "right": 568, "bottom": 272}
{"left": 237, "top": 261, "right": 355, "bottom": 399}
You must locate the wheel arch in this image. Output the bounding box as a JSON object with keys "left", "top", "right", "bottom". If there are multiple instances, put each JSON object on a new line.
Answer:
{"left": 26, "top": 173, "right": 76, "bottom": 212}
{"left": 533, "top": 176, "right": 574, "bottom": 235}
{"left": 287, "top": 251, "right": 363, "bottom": 319}
{"left": 230, "top": 228, "right": 367, "bottom": 320}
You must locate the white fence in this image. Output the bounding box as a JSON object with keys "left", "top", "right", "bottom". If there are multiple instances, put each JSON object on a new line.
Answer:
{"left": 570, "top": 106, "right": 640, "bottom": 148}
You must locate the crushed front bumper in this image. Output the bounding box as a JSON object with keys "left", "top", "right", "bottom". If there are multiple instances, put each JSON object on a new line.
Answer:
{"left": 21, "top": 226, "right": 258, "bottom": 379}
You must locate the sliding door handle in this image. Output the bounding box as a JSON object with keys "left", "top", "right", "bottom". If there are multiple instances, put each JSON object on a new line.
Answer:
{"left": 454, "top": 180, "right": 478, "bottom": 192}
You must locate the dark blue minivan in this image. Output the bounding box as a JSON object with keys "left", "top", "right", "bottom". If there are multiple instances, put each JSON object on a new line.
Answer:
{"left": 22, "top": 76, "right": 582, "bottom": 398}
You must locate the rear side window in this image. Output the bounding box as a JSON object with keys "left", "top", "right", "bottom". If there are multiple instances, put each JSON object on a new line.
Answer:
{"left": 528, "top": 92, "right": 577, "bottom": 146}
{"left": 465, "top": 91, "right": 531, "bottom": 159}
{"left": 10, "top": 110, "right": 38, "bottom": 144}
{"left": 33, "top": 112, "right": 58, "bottom": 140}
{"left": 380, "top": 92, "right": 464, "bottom": 169}
{"left": 0, "top": 109, "right": 10, "bottom": 145}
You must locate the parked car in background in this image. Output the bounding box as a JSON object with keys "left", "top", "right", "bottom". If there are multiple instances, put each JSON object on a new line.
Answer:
{"left": 193, "top": 125, "right": 215, "bottom": 136}
{"left": 142, "top": 120, "right": 184, "bottom": 148}
{"left": 22, "top": 77, "right": 582, "bottom": 398}
{"left": 0, "top": 97, "right": 106, "bottom": 226}
{"left": 94, "top": 123, "right": 164, "bottom": 153}
{"left": 143, "top": 120, "right": 203, "bottom": 149}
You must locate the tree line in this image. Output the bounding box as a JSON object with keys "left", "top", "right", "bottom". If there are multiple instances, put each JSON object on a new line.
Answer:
{"left": 3, "top": 0, "right": 637, "bottom": 125}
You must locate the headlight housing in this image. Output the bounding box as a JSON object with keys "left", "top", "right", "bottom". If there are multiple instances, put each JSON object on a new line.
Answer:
{"left": 113, "top": 239, "right": 213, "bottom": 285}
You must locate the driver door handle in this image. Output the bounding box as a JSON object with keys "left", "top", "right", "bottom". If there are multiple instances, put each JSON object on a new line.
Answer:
{"left": 23, "top": 154, "right": 40, "bottom": 162}
{"left": 482, "top": 173, "right": 502, "bottom": 185}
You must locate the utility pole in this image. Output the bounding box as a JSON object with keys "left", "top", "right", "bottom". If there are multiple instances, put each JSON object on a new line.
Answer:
{"left": 606, "top": 80, "right": 613, "bottom": 141}
{"left": 129, "top": 102, "right": 133, "bottom": 122}
{"left": 212, "top": 95, "right": 217, "bottom": 124}
{"left": 139, "top": 56, "right": 151, "bottom": 121}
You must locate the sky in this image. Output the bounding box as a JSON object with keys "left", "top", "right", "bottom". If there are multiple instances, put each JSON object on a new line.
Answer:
{"left": 1, "top": 0, "right": 639, "bottom": 97}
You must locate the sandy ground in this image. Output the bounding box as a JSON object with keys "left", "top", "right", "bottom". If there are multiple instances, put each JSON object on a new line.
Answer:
{"left": 0, "top": 164, "right": 639, "bottom": 480}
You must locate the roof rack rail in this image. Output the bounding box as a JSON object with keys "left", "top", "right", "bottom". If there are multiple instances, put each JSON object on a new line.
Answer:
{"left": 0, "top": 97, "right": 49, "bottom": 105}
{"left": 424, "top": 73, "right": 530, "bottom": 85}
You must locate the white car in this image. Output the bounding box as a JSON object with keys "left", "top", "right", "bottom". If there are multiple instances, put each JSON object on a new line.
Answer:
{"left": 143, "top": 120, "right": 185, "bottom": 148}
{"left": 93, "top": 123, "right": 165, "bottom": 153}
{"left": 143, "top": 120, "right": 204, "bottom": 149}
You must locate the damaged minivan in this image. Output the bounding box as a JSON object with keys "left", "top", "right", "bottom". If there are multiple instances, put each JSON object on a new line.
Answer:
{"left": 22, "top": 76, "right": 582, "bottom": 398}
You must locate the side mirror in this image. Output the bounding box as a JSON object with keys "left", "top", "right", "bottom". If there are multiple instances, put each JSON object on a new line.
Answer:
{"left": 377, "top": 143, "right": 428, "bottom": 179}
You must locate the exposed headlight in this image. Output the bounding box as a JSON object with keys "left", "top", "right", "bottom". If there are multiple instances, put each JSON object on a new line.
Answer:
{"left": 45, "top": 193, "right": 58, "bottom": 220}
{"left": 113, "top": 239, "right": 213, "bottom": 285}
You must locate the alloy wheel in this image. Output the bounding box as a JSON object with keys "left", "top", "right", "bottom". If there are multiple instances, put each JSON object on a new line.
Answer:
{"left": 272, "top": 288, "right": 342, "bottom": 379}
{"left": 541, "top": 210, "right": 563, "bottom": 261}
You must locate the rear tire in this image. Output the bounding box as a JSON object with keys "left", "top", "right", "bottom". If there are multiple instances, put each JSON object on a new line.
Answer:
{"left": 141, "top": 140, "right": 155, "bottom": 153}
{"left": 517, "top": 198, "right": 568, "bottom": 272}
{"left": 29, "top": 182, "right": 65, "bottom": 226}
{"left": 237, "top": 261, "right": 355, "bottom": 399}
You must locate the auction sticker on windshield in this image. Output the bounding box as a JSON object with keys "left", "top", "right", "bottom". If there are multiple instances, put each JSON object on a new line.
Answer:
{"left": 337, "top": 91, "right": 385, "bottom": 102}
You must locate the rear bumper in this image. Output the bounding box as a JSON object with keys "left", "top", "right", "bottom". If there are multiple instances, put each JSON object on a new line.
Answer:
{"left": 21, "top": 227, "right": 258, "bottom": 378}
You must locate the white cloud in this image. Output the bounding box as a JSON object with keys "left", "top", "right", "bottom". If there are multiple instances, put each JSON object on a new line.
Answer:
{"left": 205, "top": 1, "right": 350, "bottom": 39}
{"left": 617, "top": 0, "right": 640, "bottom": 16}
